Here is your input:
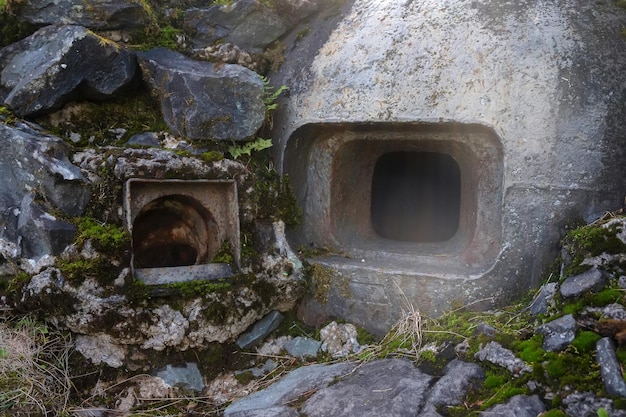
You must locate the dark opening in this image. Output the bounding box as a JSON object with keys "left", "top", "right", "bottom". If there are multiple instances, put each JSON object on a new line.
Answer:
{"left": 132, "top": 197, "right": 212, "bottom": 268}
{"left": 371, "top": 151, "right": 461, "bottom": 242}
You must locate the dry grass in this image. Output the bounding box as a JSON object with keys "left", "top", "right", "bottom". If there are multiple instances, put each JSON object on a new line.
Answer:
{"left": 0, "top": 316, "right": 73, "bottom": 415}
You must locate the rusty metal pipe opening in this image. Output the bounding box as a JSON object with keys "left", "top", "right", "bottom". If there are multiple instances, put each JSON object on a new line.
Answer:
{"left": 132, "top": 196, "right": 218, "bottom": 268}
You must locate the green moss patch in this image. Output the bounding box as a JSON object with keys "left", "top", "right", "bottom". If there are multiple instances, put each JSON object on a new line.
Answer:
{"left": 39, "top": 90, "right": 167, "bottom": 147}
{"left": 563, "top": 219, "right": 626, "bottom": 277}
{"left": 74, "top": 217, "right": 130, "bottom": 254}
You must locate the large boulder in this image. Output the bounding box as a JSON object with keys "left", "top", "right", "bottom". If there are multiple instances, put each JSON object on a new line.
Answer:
{"left": 0, "top": 24, "right": 137, "bottom": 117}
{"left": 183, "top": 0, "right": 288, "bottom": 51}
{"left": 11, "top": 0, "right": 152, "bottom": 30}
{"left": 0, "top": 122, "right": 90, "bottom": 260}
{"left": 138, "top": 48, "right": 266, "bottom": 141}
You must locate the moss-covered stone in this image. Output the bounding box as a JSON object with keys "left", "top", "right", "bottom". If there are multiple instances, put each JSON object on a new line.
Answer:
{"left": 563, "top": 217, "right": 626, "bottom": 277}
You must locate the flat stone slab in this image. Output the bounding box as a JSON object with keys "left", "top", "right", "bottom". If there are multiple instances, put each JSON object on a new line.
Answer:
{"left": 536, "top": 314, "right": 577, "bottom": 352}
{"left": 236, "top": 311, "right": 284, "bottom": 350}
{"left": 300, "top": 359, "right": 433, "bottom": 417}
{"left": 596, "top": 337, "right": 626, "bottom": 398}
{"left": 135, "top": 264, "right": 233, "bottom": 285}
{"left": 560, "top": 268, "right": 606, "bottom": 298}
{"left": 483, "top": 394, "right": 546, "bottom": 417}
{"left": 224, "top": 362, "right": 356, "bottom": 416}
{"left": 155, "top": 362, "right": 204, "bottom": 392}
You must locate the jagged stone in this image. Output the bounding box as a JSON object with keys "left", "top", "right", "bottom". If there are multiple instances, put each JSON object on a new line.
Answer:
{"left": 474, "top": 341, "right": 531, "bottom": 376}
{"left": 236, "top": 311, "right": 284, "bottom": 349}
{"left": 155, "top": 362, "right": 204, "bottom": 392}
{"left": 482, "top": 394, "right": 546, "bottom": 417}
{"left": 585, "top": 303, "right": 626, "bottom": 320}
{"left": 474, "top": 322, "right": 499, "bottom": 337}
{"left": 283, "top": 336, "right": 321, "bottom": 359}
{"left": 560, "top": 268, "right": 607, "bottom": 298}
{"left": 0, "top": 122, "right": 89, "bottom": 260}
{"left": 138, "top": 48, "right": 265, "bottom": 142}
{"left": 75, "top": 334, "right": 127, "bottom": 368}
{"left": 224, "top": 362, "right": 355, "bottom": 416}
{"left": 183, "top": 0, "right": 288, "bottom": 51}
{"left": 227, "top": 406, "right": 299, "bottom": 417}
{"left": 427, "top": 359, "right": 485, "bottom": 407}
{"left": 12, "top": 0, "right": 151, "bottom": 30}
{"left": 17, "top": 196, "right": 77, "bottom": 259}
{"left": 562, "top": 391, "right": 626, "bottom": 417}
{"left": 536, "top": 314, "right": 577, "bottom": 352}
{"left": 300, "top": 359, "right": 433, "bottom": 417}
{"left": 529, "top": 282, "right": 558, "bottom": 316}
{"left": 0, "top": 24, "right": 137, "bottom": 117}
{"left": 270, "top": 0, "right": 336, "bottom": 21}
{"left": 320, "top": 321, "right": 361, "bottom": 358}
{"left": 596, "top": 337, "right": 626, "bottom": 398}
{"left": 126, "top": 132, "right": 161, "bottom": 147}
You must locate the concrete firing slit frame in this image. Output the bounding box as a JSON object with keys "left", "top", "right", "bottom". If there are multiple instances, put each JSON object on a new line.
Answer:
{"left": 124, "top": 179, "right": 240, "bottom": 285}
{"left": 283, "top": 122, "right": 504, "bottom": 277}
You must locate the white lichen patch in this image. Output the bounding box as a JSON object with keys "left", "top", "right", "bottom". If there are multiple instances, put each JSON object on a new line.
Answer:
{"left": 141, "top": 305, "right": 189, "bottom": 351}
{"left": 75, "top": 333, "right": 127, "bottom": 368}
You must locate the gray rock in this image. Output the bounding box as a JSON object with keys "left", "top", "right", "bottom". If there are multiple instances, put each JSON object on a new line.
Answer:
{"left": 584, "top": 303, "right": 626, "bottom": 320}
{"left": 13, "top": 0, "right": 151, "bottom": 30}
{"left": 17, "top": 196, "right": 77, "bottom": 258}
{"left": 619, "top": 275, "right": 626, "bottom": 289}
{"left": 596, "top": 337, "right": 626, "bottom": 398}
{"left": 562, "top": 391, "right": 626, "bottom": 417}
{"left": 474, "top": 341, "right": 531, "bottom": 376}
{"left": 428, "top": 359, "right": 485, "bottom": 407}
{"left": 270, "top": 0, "right": 334, "bottom": 21}
{"left": 560, "top": 268, "right": 607, "bottom": 298}
{"left": 0, "top": 123, "right": 89, "bottom": 259}
{"left": 283, "top": 336, "right": 321, "bottom": 359}
{"left": 236, "top": 359, "right": 278, "bottom": 379}
{"left": 529, "top": 282, "right": 558, "bottom": 316}
{"left": 226, "top": 406, "right": 298, "bottom": 417}
{"left": 236, "top": 311, "right": 284, "bottom": 349}
{"left": 300, "top": 359, "right": 433, "bottom": 417}
{"left": 224, "top": 362, "right": 355, "bottom": 416}
{"left": 138, "top": 48, "right": 265, "bottom": 142}
{"left": 75, "top": 334, "right": 126, "bottom": 368}
{"left": 126, "top": 132, "right": 161, "bottom": 147}
{"left": 482, "top": 394, "right": 546, "bottom": 417}
{"left": 536, "top": 314, "right": 577, "bottom": 352}
{"left": 474, "top": 322, "right": 499, "bottom": 337}
{"left": 320, "top": 321, "right": 361, "bottom": 358}
{"left": 0, "top": 24, "right": 137, "bottom": 117}
{"left": 155, "top": 362, "right": 204, "bottom": 392}
{"left": 183, "top": 0, "right": 288, "bottom": 51}
{"left": 418, "top": 403, "right": 443, "bottom": 417}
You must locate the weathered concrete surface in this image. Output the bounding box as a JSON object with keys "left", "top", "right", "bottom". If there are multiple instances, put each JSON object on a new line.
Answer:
{"left": 272, "top": 0, "right": 626, "bottom": 335}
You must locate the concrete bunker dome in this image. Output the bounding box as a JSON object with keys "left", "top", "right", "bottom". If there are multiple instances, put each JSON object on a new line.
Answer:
{"left": 271, "top": 0, "right": 626, "bottom": 335}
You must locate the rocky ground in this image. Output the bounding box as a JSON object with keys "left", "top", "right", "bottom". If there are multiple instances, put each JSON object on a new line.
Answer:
{"left": 218, "top": 213, "right": 626, "bottom": 416}
{"left": 3, "top": 212, "right": 626, "bottom": 416}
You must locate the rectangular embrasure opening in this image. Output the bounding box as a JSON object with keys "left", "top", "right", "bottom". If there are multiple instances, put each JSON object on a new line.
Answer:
{"left": 284, "top": 122, "right": 503, "bottom": 273}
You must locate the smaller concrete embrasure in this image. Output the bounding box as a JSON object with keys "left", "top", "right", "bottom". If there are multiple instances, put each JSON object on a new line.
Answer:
{"left": 124, "top": 179, "right": 240, "bottom": 284}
